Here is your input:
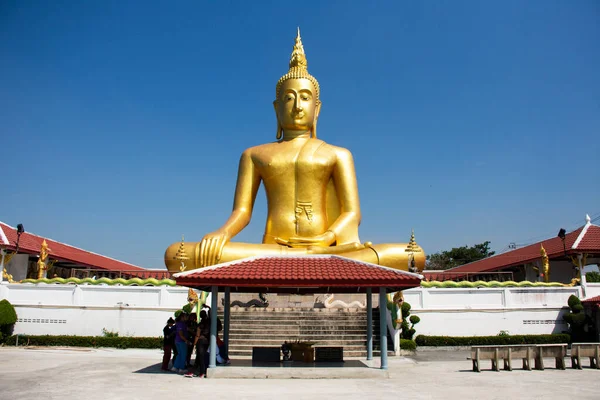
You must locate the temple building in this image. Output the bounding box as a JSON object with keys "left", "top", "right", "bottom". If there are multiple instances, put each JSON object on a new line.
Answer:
{"left": 0, "top": 221, "right": 167, "bottom": 282}
{"left": 423, "top": 214, "right": 600, "bottom": 284}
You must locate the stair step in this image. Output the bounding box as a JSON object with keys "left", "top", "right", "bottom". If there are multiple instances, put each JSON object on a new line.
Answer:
{"left": 219, "top": 306, "right": 387, "bottom": 360}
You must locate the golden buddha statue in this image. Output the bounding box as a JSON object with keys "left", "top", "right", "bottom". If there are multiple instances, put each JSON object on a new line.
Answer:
{"left": 165, "top": 29, "right": 425, "bottom": 273}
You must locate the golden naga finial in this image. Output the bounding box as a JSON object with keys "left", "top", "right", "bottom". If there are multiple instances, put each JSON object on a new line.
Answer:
{"left": 405, "top": 229, "right": 422, "bottom": 253}
{"left": 276, "top": 28, "right": 320, "bottom": 100}
{"left": 174, "top": 235, "right": 189, "bottom": 272}
{"left": 540, "top": 244, "right": 550, "bottom": 283}
{"left": 37, "top": 240, "right": 51, "bottom": 279}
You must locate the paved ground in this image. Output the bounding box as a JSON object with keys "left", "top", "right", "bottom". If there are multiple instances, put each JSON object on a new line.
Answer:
{"left": 1, "top": 347, "right": 599, "bottom": 399}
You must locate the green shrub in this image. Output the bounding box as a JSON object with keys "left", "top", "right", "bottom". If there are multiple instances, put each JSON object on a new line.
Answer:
{"left": 4, "top": 335, "right": 162, "bottom": 349}
{"left": 585, "top": 271, "right": 600, "bottom": 283}
{"left": 415, "top": 334, "right": 570, "bottom": 347}
{"left": 0, "top": 299, "right": 17, "bottom": 326}
{"left": 174, "top": 310, "right": 183, "bottom": 318}
{"left": 400, "top": 339, "right": 416, "bottom": 351}
{"left": 101, "top": 328, "right": 119, "bottom": 338}
{"left": 0, "top": 299, "right": 18, "bottom": 343}
{"left": 182, "top": 304, "right": 193, "bottom": 314}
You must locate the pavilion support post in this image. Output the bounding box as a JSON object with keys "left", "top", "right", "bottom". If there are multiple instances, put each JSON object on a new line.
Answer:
{"left": 209, "top": 285, "right": 218, "bottom": 369}
{"left": 223, "top": 287, "right": 231, "bottom": 359}
{"left": 366, "top": 288, "right": 373, "bottom": 360}
{"left": 0, "top": 249, "right": 6, "bottom": 283}
{"left": 379, "top": 287, "right": 388, "bottom": 370}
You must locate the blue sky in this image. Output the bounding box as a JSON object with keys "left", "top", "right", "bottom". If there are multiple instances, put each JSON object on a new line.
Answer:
{"left": 1, "top": 1, "right": 599, "bottom": 269}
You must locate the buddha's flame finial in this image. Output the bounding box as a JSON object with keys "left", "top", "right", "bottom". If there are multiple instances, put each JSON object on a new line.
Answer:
{"left": 405, "top": 229, "right": 422, "bottom": 253}
{"left": 289, "top": 27, "right": 308, "bottom": 70}
{"left": 174, "top": 235, "right": 189, "bottom": 272}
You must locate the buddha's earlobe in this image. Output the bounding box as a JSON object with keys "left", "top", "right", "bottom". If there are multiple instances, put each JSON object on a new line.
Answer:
{"left": 273, "top": 101, "right": 283, "bottom": 140}
{"left": 312, "top": 100, "right": 322, "bottom": 139}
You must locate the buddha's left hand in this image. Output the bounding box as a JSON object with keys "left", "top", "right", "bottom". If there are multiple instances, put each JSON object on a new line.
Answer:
{"left": 276, "top": 231, "right": 335, "bottom": 248}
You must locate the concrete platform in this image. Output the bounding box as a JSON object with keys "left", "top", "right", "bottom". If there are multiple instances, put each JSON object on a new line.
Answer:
{"left": 206, "top": 359, "right": 392, "bottom": 379}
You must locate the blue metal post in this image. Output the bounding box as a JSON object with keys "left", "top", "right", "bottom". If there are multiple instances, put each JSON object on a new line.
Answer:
{"left": 366, "top": 288, "right": 373, "bottom": 360}
{"left": 379, "top": 287, "right": 388, "bottom": 370}
{"left": 209, "top": 286, "right": 218, "bottom": 368}
{"left": 223, "top": 287, "right": 230, "bottom": 358}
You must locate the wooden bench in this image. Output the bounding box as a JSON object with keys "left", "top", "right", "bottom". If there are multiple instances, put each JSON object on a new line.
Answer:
{"left": 571, "top": 343, "right": 600, "bottom": 369}
{"left": 471, "top": 344, "right": 567, "bottom": 372}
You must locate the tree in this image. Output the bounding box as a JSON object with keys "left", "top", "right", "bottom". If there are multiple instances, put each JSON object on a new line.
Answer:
{"left": 426, "top": 241, "right": 495, "bottom": 270}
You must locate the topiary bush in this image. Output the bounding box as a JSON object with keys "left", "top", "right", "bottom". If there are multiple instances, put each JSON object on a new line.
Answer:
{"left": 563, "top": 295, "right": 591, "bottom": 342}
{"left": 415, "top": 334, "right": 570, "bottom": 347}
{"left": 0, "top": 299, "right": 18, "bottom": 343}
{"left": 400, "top": 302, "right": 420, "bottom": 340}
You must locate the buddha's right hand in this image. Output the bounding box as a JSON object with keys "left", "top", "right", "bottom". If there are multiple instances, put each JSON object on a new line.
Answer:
{"left": 199, "top": 231, "right": 230, "bottom": 267}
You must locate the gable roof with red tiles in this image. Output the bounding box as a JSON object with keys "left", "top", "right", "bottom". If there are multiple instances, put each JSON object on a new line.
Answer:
{"left": 0, "top": 221, "right": 147, "bottom": 273}
{"left": 434, "top": 216, "right": 600, "bottom": 277}
{"left": 174, "top": 255, "right": 423, "bottom": 293}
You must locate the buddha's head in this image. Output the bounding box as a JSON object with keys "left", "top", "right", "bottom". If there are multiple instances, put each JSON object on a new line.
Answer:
{"left": 274, "top": 29, "right": 321, "bottom": 139}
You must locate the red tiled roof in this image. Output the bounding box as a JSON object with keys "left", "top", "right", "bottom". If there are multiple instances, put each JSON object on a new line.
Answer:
{"left": 576, "top": 225, "right": 600, "bottom": 252}
{"left": 0, "top": 221, "right": 146, "bottom": 273}
{"left": 582, "top": 295, "right": 600, "bottom": 305}
{"left": 438, "top": 222, "right": 600, "bottom": 276}
{"left": 174, "top": 255, "right": 422, "bottom": 293}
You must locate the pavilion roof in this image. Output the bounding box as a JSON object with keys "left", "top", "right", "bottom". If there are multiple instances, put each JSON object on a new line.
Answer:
{"left": 0, "top": 221, "right": 147, "bottom": 273}
{"left": 174, "top": 255, "right": 423, "bottom": 294}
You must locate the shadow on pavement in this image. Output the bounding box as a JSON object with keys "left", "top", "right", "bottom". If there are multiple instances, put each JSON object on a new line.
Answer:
{"left": 134, "top": 363, "right": 164, "bottom": 374}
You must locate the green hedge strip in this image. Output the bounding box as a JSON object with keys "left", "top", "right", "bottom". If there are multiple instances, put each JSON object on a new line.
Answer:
{"left": 415, "top": 334, "right": 570, "bottom": 347}
{"left": 4, "top": 335, "right": 162, "bottom": 349}
{"left": 400, "top": 339, "right": 416, "bottom": 351}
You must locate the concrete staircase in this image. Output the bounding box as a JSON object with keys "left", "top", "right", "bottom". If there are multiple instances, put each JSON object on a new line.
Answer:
{"left": 218, "top": 307, "right": 387, "bottom": 358}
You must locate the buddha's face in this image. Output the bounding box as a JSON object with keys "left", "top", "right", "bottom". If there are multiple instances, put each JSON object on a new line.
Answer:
{"left": 275, "top": 78, "right": 320, "bottom": 132}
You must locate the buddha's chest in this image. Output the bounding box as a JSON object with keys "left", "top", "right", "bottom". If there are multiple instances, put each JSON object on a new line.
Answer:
{"left": 253, "top": 143, "right": 335, "bottom": 180}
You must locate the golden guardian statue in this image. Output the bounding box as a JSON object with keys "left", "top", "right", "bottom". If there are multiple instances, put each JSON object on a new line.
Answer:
{"left": 165, "top": 29, "right": 425, "bottom": 273}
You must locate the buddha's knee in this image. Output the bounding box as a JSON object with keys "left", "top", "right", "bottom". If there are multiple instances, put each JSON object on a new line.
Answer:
{"left": 368, "top": 243, "right": 426, "bottom": 272}
{"left": 164, "top": 241, "right": 198, "bottom": 273}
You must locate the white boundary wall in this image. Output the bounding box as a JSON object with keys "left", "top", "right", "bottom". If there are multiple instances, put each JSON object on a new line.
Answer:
{"left": 1, "top": 283, "right": 597, "bottom": 338}
{"left": 403, "top": 286, "right": 583, "bottom": 336}
{"left": 0, "top": 283, "right": 189, "bottom": 337}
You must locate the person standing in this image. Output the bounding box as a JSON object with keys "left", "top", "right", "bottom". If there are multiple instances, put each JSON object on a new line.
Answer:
{"left": 161, "top": 318, "right": 175, "bottom": 371}
{"left": 172, "top": 313, "right": 191, "bottom": 373}
{"left": 184, "top": 310, "right": 210, "bottom": 378}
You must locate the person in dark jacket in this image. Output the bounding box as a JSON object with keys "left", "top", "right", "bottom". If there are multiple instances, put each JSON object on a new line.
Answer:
{"left": 161, "top": 318, "right": 176, "bottom": 371}
{"left": 184, "top": 310, "right": 210, "bottom": 378}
